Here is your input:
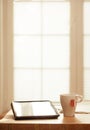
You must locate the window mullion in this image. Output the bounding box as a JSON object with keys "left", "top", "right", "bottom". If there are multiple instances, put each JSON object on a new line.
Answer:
{"left": 70, "top": 0, "right": 83, "bottom": 95}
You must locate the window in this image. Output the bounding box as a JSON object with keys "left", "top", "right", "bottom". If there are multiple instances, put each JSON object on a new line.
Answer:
{"left": 13, "top": 0, "right": 90, "bottom": 102}
{"left": 13, "top": 0, "right": 70, "bottom": 101}
{"left": 84, "top": 1, "right": 90, "bottom": 100}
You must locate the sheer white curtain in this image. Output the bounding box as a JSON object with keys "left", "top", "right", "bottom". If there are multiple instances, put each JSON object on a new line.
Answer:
{"left": 0, "top": 0, "right": 13, "bottom": 115}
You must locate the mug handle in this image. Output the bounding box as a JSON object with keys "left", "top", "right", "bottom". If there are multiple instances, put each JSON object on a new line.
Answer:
{"left": 75, "top": 95, "right": 83, "bottom": 103}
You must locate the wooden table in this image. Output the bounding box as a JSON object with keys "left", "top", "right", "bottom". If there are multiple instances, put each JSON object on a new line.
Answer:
{"left": 0, "top": 110, "right": 90, "bottom": 130}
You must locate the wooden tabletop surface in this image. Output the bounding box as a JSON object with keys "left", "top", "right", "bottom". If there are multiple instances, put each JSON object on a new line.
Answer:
{"left": 0, "top": 110, "right": 90, "bottom": 124}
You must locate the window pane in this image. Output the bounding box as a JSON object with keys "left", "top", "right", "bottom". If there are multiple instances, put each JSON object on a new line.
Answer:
{"left": 84, "top": 2, "right": 90, "bottom": 100}
{"left": 84, "top": 36, "right": 90, "bottom": 68}
{"left": 43, "top": 70, "right": 69, "bottom": 101}
{"left": 14, "top": 70, "right": 41, "bottom": 100}
{"left": 14, "top": 2, "right": 41, "bottom": 34}
{"left": 84, "top": 70, "right": 90, "bottom": 100}
{"left": 84, "top": 3, "right": 90, "bottom": 34}
{"left": 14, "top": 36, "right": 41, "bottom": 68}
{"left": 43, "top": 36, "right": 70, "bottom": 68}
{"left": 43, "top": 2, "right": 70, "bottom": 34}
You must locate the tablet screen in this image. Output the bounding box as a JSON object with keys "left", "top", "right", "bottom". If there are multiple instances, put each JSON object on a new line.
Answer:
{"left": 11, "top": 100, "right": 59, "bottom": 120}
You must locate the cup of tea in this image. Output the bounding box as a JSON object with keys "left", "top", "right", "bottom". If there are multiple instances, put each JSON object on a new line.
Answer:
{"left": 60, "top": 94, "right": 83, "bottom": 117}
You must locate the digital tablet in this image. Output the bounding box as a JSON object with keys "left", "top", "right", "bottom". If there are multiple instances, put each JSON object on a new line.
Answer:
{"left": 11, "top": 100, "right": 59, "bottom": 120}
